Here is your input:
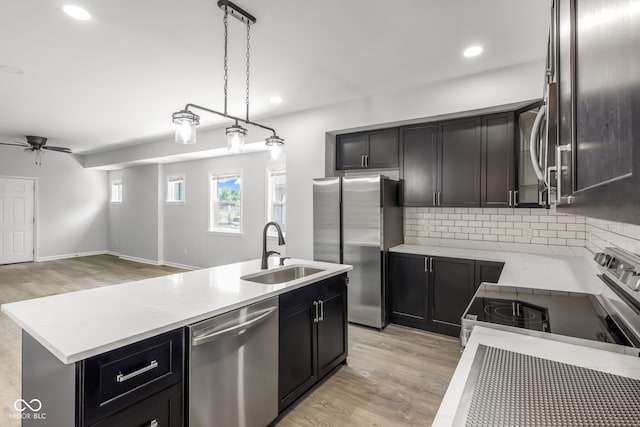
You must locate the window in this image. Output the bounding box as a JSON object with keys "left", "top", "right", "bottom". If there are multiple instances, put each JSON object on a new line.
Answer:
{"left": 210, "top": 171, "right": 242, "bottom": 233}
{"left": 167, "top": 175, "right": 185, "bottom": 203}
{"left": 266, "top": 167, "right": 286, "bottom": 235}
{"left": 111, "top": 182, "right": 122, "bottom": 203}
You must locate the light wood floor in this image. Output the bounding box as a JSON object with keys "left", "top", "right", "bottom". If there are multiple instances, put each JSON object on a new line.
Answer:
{"left": 0, "top": 255, "right": 462, "bottom": 426}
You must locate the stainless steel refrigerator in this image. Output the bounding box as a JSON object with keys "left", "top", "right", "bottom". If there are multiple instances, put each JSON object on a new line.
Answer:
{"left": 313, "top": 175, "right": 403, "bottom": 329}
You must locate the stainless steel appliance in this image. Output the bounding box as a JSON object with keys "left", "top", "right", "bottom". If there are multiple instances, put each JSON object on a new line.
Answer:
{"left": 313, "top": 175, "right": 403, "bottom": 329}
{"left": 528, "top": 2, "right": 558, "bottom": 207}
{"left": 187, "top": 297, "right": 278, "bottom": 427}
{"left": 461, "top": 247, "right": 640, "bottom": 356}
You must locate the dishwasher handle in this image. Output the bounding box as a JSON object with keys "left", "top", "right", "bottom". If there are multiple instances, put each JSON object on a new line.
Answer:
{"left": 192, "top": 306, "right": 278, "bottom": 346}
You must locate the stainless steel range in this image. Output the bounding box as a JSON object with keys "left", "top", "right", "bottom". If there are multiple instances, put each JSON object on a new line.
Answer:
{"left": 461, "top": 247, "right": 640, "bottom": 356}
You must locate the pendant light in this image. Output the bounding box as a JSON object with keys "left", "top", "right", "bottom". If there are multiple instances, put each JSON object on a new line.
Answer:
{"left": 172, "top": 0, "right": 284, "bottom": 155}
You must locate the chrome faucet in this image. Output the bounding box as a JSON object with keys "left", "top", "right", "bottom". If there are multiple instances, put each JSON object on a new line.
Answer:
{"left": 261, "top": 221, "right": 286, "bottom": 269}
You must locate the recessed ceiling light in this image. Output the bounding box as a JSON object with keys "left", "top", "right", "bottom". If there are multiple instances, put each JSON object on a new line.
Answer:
{"left": 269, "top": 96, "right": 283, "bottom": 104}
{"left": 0, "top": 65, "right": 24, "bottom": 74}
{"left": 463, "top": 46, "right": 484, "bottom": 58}
{"left": 63, "top": 5, "right": 91, "bottom": 21}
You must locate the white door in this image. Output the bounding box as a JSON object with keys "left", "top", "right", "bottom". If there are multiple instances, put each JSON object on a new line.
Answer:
{"left": 0, "top": 178, "right": 35, "bottom": 264}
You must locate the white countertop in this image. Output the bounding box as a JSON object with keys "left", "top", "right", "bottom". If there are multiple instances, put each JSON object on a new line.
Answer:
{"left": 390, "top": 244, "right": 603, "bottom": 294}
{"left": 1, "top": 258, "right": 351, "bottom": 364}
{"left": 433, "top": 326, "right": 640, "bottom": 426}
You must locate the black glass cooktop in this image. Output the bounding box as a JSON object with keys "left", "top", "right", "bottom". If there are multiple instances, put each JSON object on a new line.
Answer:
{"left": 464, "top": 285, "right": 630, "bottom": 346}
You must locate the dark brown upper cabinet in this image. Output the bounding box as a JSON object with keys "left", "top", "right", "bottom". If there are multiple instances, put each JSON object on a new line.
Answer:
{"left": 554, "top": 0, "right": 640, "bottom": 226}
{"left": 439, "top": 117, "right": 482, "bottom": 207}
{"left": 400, "top": 118, "right": 483, "bottom": 208}
{"left": 336, "top": 128, "right": 398, "bottom": 170}
{"left": 400, "top": 123, "right": 439, "bottom": 206}
{"left": 481, "top": 113, "right": 516, "bottom": 207}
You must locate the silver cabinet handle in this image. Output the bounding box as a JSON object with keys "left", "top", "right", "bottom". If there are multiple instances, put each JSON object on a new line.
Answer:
{"left": 361, "top": 155, "right": 365, "bottom": 168}
{"left": 365, "top": 155, "right": 369, "bottom": 168}
{"left": 432, "top": 192, "right": 436, "bottom": 206}
{"left": 430, "top": 257, "right": 434, "bottom": 272}
{"left": 313, "top": 301, "right": 319, "bottom": 323}
{"left": 192, "top": 307, "right": 278, "bottom": 346}
{"left": 116, "top": 360, "right": 158, "bottom": 383}
{"left": 514, "top": 190, "right": 519, "bottom": 207}
{"left": 319, "top": 300, "right": 324, "bottom": 321}
{"left": 508, "top": 190, "right": 513, "bottom": 207}
{"left": 424, "top": 257, "right": 428, "bottom": 272}
{"left": 437, "top": 192, "right": 441, "bottom": 206}
{"left": 149, "top": 420, "right": 158, "bottom": 427}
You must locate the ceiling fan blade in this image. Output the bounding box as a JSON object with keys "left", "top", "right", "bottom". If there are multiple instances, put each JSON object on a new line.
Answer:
{"left": 42, "top": 146, "right": 72, "bottom": 153}
{"left": 0, "top": 142, "right": 29, "bottom": 147}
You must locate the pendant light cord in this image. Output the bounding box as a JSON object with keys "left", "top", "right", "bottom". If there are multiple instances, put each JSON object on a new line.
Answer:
{"left": 223, "top": 8, "right": 229, "bottom": 115}
{"left": 245, "top": 21, "right": 251, "bottom": 121}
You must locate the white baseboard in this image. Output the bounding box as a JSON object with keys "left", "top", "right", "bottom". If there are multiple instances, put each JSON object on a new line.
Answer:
{"left": 36, "top": 250, "right": 200, "bottom": 271}
{"left": 117, "top": 254, "right": 161, "bottom": 266}
{"left": 37, "top": 251, "right": 108, "bottom": 262}
{"left": 160, "top": 260, "right": 200, "bottom": 271}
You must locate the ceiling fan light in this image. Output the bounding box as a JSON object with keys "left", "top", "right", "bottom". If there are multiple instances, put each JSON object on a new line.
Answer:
{"left": 226, "top": 123, "right": 247, "bottom": 153}
{"left": 173, "top": 110, "right": 200, "bottom": 144}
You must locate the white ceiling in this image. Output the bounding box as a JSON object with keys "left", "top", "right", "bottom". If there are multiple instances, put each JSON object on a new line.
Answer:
{"left": 0, "top": 0, "right": 550, "bottom": 154}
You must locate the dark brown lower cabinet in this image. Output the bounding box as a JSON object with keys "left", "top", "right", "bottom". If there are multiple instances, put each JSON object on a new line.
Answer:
{"left": 389, "top": 253, "right": 504, "bottom": 337}
{"left": 278, "top": 274, "right": 348, "bottom": 413}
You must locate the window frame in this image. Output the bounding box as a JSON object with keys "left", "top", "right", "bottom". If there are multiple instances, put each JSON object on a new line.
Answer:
{"left": 166, "top": 174, "right": 186, "bottom": 204}
{"left": 110, "top": 182, "right": 123, "bottom": 203}
{"left": 265, "top": 165, "right": 286, "bottom": 238}
{"left": 208, "top": 169, "right": 243, "bottom": 235}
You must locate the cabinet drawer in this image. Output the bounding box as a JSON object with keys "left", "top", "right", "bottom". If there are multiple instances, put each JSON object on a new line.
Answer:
{"left": 82, "top": 328, "right": 183, "bottom": 425}
{"left": 89, "top": 384, "right": 182, "bottom": 427}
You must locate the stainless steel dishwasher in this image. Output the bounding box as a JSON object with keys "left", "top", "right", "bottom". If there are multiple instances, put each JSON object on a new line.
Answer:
{"left": 187, "top": 297, "right": 278, "bottom": 427}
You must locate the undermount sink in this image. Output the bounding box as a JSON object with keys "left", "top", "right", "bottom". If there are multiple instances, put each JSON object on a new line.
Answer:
{"left": 241, "top": 265, "right": 325, "bottom": 284}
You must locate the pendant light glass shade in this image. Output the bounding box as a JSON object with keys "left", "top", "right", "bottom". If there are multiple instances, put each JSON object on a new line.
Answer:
{"left": 226, "top": 123, "right": 247, "bottom": 153}
{"left": 172, "top": 110, "right": 200, "bottom": 144}
{"left": 266, "top": 135, "right": 284, "bottom": 161}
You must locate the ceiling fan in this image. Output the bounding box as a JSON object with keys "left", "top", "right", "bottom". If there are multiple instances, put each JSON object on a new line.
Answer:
{"left": 0, "top": 136, "right": 72, "bottom": 165}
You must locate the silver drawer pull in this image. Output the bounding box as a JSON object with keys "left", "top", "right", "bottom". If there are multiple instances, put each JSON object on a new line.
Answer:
{"left": 116, "top": 360, "right": 159, "bottom": 383}
{"left": 149, "top": 420, "right": 158, "bottom": 427}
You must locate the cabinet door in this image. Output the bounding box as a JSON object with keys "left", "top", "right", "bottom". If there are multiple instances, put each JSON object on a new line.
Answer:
{"left": 430, "top": 257, "right": 475, "bottom": 336}
{"left": 389, "top": 253, "right": 428, "bottom": 329}
{"left": 278, "top": 293, "right": 317, "bottom": 412}
{"left": 367, "top": 128, "right": 399, "bottom": 169}
{"left": 317, "top": 286, "right": 347, "bottom": 379}
{"left": 400, "top": 124, "right": 439, "bottom": 206}
{"left": 481, "top": 113, "right": 515, "bottom": 207}
{"left": 336, "top": 133, "right": 367, "bottom": 170}
{"left": 475, "top": 260, "right": 504, "bottom": 291}
{"left": 440, "top": 118, "right": 482, "bottom": 207}
{"left": 89, "top": 384, "right": 182, "bottom": 427}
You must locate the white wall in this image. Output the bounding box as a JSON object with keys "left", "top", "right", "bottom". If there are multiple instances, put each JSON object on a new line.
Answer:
{"left": 108, "top": 165, "right": 160, "bottom": 263}
{"left": 0, "top": 146, "right": 108, "bottom": 260}
{"left": 161, "top": 151, "right": 283, "bottom": 268}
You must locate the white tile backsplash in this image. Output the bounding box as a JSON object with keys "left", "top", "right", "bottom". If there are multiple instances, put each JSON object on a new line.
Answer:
{"left": 404, "top": 205, "right": 640, "bottom": 256}
{"left": 404, "top": 205, "right": 586, "bottom": 248}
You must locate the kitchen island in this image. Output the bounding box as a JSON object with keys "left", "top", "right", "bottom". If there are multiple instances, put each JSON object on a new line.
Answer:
{"left": 1, "top": 258, "right": 351, "bottom": 427}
